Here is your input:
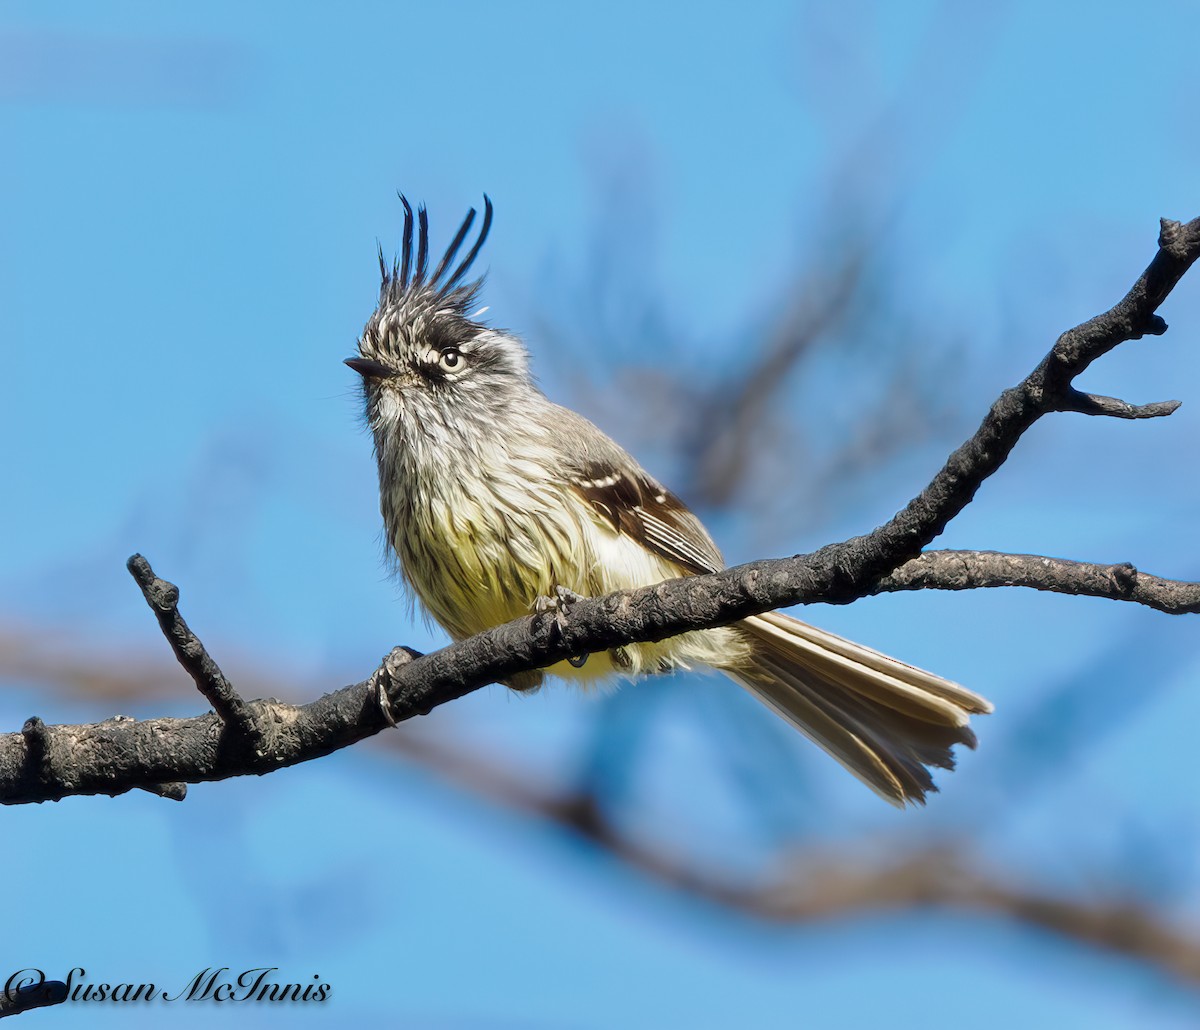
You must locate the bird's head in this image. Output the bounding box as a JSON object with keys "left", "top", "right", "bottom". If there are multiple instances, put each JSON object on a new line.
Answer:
{"left": 348, "top": 196, "right": 533, "bottom": 449}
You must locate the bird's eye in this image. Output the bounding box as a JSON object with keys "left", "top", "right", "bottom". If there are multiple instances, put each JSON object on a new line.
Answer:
{"left": 438, "top": 348, "right": 464, "bottom": 371}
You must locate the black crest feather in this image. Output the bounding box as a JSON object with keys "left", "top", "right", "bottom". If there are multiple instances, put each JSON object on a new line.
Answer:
{"left": 414, "top": 205, "right": 430, "bottom": 286}
{"left": 383, "top": 194, "right": 493, "bottom": 309}
{"left": 399, "top": 194, "right": 414, "bottom": 288}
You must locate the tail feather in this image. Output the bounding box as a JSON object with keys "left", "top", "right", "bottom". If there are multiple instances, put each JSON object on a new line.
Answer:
{"left": 732, "top": 613, "right": 991, "bottom": 807}
{"left": 727, "top": 661, "right": 913, "bottom": 802}
{"left": 753, "top": 611, "right": 992, "bottom": 715}
{"left": 746, "top": 612, "right": 972, "bottom": 728}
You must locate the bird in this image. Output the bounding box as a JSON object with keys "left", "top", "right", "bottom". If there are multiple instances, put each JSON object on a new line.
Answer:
{"left": 346, "top": 196, "right": 992, "bottom": 806}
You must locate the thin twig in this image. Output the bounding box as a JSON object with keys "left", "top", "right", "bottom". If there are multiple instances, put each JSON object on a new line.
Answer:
{"left": 126, "top": 554, "right": 262, "bottom": 745}
{"left": 830, "top": 216, "right": 1200, "bottom": 592}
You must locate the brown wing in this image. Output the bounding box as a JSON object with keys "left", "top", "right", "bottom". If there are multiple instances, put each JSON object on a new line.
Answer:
{"left": 569, "top": 459, "right": 724, "bottom": 577}
{"left": 552, "top": 403, "right": 724, "bottom": 575}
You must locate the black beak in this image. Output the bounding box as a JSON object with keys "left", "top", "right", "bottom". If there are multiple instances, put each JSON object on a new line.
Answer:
{"left": 344, "top": 357, "right": 395, "bottom": 379}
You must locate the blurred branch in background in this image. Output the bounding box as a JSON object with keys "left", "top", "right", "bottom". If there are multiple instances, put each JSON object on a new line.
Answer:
{"left": 531, "top": 183, "right": 966, "bottom": 547}
{"left": 391, "top": 728, "right": 1200, "bottom": 989}
{"left": 531, "top": 1, "right": 1005, "bottom": 545}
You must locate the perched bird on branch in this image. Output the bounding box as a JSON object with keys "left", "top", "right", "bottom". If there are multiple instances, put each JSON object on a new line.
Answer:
{"left": 347, "top": 197, "right": 992, "bottom": 806}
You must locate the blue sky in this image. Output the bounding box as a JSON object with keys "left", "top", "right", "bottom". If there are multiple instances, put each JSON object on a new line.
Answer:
{"left": 3, "top": 2, "right": 1200, "bottom": 1027}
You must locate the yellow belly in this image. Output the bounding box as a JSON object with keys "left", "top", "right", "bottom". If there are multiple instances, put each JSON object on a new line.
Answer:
{"left": 392, "top": 477, "right": 748, "bottom": 683}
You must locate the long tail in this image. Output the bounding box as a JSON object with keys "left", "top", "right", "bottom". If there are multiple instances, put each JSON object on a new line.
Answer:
{"left": 728, "top": 612, "right": 992, "bottom": 807}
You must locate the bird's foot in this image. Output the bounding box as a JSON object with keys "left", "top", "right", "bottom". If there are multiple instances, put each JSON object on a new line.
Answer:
{"left": 534, "top": 585, "right": 590, "bottom": 668}
{"left": 369, "top": 645, "right": 421, "bottom": 726}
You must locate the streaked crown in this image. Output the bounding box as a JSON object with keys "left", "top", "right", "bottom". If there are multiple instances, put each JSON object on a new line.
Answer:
{"left": 349, "top": 194, "right": 538, "bottom": 462}
{"left": 356, "top": 195, "right": 493, "bottom": 365}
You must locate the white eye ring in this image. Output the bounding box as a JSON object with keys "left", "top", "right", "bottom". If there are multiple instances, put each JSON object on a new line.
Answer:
{"left": 438, "top": 348, "right": 464, "bottom": 372}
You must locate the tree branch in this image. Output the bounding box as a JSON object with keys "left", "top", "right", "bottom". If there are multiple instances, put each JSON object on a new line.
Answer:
{"left": 874, "top": 551, "right": 1200, "bottom": 615}
{"left": 0, "top": 215, "right": 1197, "bottom": 806}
